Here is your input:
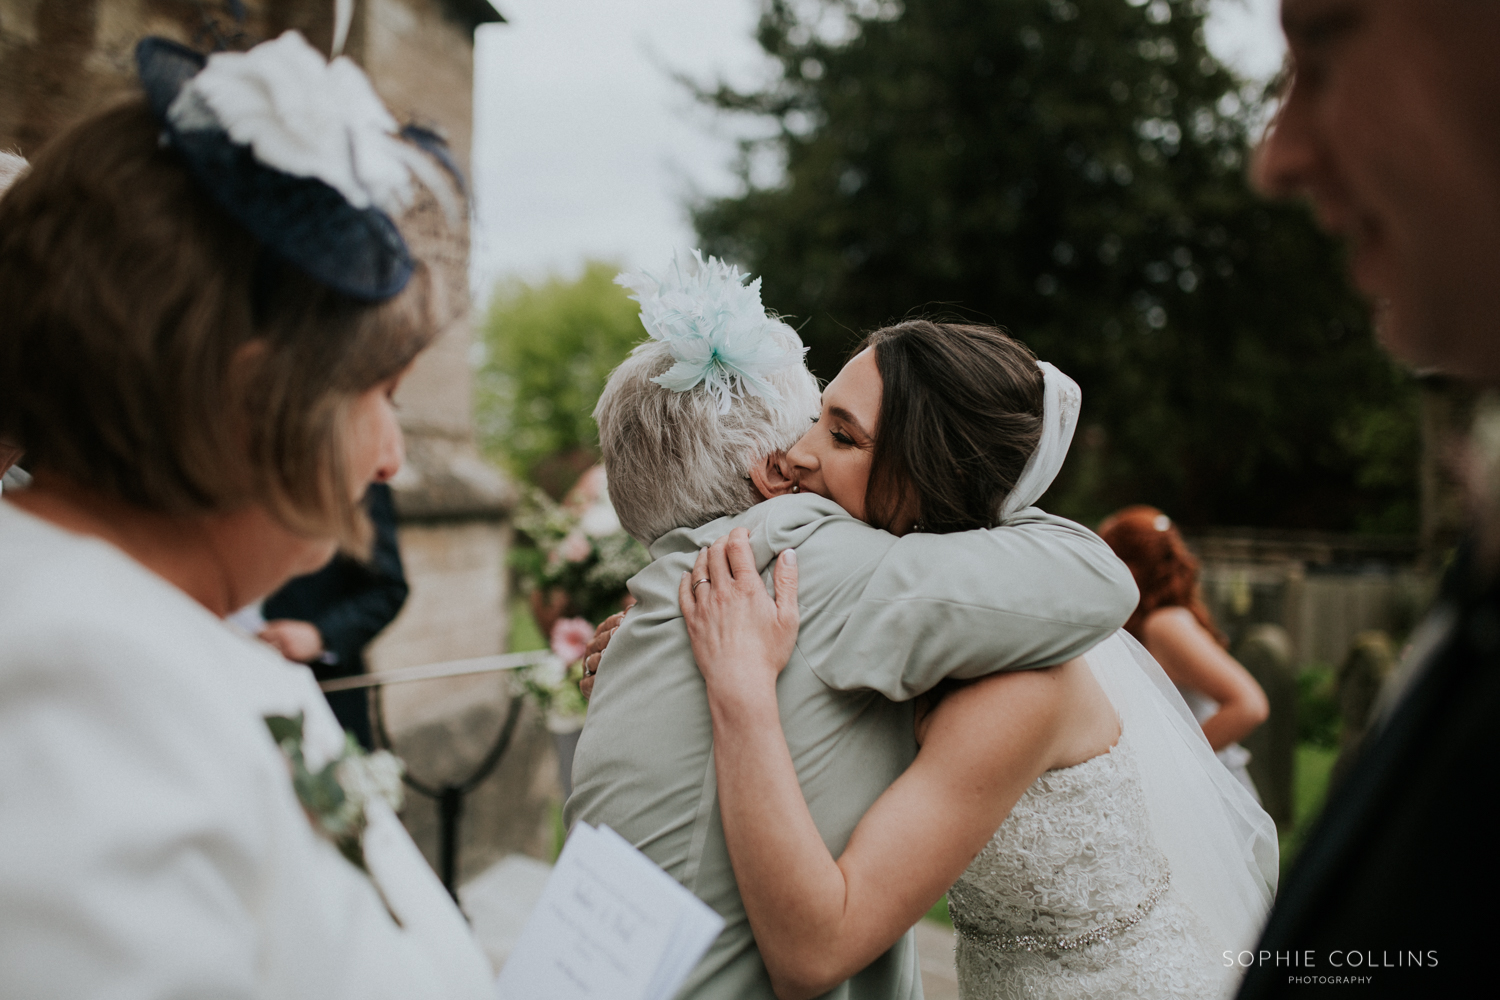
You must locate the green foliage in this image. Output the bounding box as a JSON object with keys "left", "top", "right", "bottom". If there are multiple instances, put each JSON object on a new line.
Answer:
{"left": 508, "top": 596, "right": 549, "bottom": 653}
{"left": 692, "top": 0, "right": 1419, "bottom": 531}
{"left": 924, "top": 894, "right": 953, "bottom": 926}
{"left": 1280, "top": 742, "right": 1338, "bottom": 873}
{"left": 1280, "top": 667, "right": 1346, "bottom": 868}
{"left": 476, "top": 262, "right": 644, "bottom": 495}
{"left": 1295, "top": 665, "right": 1341, "bottom": 749}
{"left": 1336, "top": 397, "right": 1423, "bottom": 534}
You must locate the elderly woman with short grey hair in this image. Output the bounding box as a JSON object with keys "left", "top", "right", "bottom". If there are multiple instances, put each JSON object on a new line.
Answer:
{"left": 594, "top": 307, "right": 820, "bottom": 547}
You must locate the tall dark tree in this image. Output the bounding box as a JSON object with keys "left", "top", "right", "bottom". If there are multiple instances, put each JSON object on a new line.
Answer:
{"left": 693, "top": 0, "right": 1417, "bottom": 532}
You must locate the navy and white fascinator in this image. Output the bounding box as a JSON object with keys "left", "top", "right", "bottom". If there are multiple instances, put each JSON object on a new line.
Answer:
{"left": 136, "top": 31, "right": 460, "bottom": 302}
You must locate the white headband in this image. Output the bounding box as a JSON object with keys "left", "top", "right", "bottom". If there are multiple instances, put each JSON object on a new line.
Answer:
{"left": 997, "top": 361, "right": 1081, "bottom": 521}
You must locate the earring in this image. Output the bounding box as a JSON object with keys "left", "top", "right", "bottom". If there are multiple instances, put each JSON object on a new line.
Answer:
{"left": 791, "top": 484, "right": 801, "bottom": 493}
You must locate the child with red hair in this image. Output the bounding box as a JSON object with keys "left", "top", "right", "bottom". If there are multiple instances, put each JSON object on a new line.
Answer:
{"left": 1098, "top": 506, "right": 1269, "bottom": 797}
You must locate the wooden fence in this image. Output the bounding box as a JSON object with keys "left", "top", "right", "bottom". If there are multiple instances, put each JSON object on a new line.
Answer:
{"left": 1179, "top": 530, "right": 1430, "bottom": 828}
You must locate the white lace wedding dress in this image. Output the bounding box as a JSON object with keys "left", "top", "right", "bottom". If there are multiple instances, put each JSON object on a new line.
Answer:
{"left": 947, "top": 725, "right": 1221, "bottom": 999}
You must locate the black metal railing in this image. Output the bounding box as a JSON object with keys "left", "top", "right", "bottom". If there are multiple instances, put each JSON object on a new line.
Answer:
{"left": 321, "top": 650, "right": 557, "bottom": 898}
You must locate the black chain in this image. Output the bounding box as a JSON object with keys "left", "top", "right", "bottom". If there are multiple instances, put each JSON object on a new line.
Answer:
{"left": 372, "top": 681, "right": 524, "bottom": 899}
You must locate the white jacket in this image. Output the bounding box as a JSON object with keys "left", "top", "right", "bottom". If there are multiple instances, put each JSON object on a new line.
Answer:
{"left": 0, "top": 502, "right": 494, "bottom": 1000}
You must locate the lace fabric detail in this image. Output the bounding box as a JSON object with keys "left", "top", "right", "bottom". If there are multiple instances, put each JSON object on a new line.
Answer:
{"left": 957, "top": 861, "right": 1170, "bottom": 954}
{"left": 948, "top": 728, "right": 1223, "bottom": 999}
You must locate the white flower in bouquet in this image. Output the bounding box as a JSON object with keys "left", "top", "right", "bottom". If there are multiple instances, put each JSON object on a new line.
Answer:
{"left": 585, "top": 532, "right": 652, "bottom": 590}
{"left": 337, "top": 747, "right": 406, "bottom": 814}
{"left": 558, "top": 530, "right": 593, "bottom": 564}
{"left": 531, "top": 655, "right": 568, "bottom": 689}
{"left": 579, "top": 499, "right": 622, "bottom": 539}
{"left": 512, "top": 618, "right": 592, "bottom": 729}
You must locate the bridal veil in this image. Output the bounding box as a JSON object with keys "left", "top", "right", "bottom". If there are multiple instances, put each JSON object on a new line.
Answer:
{"left": 1003, "top": 358, "right": 1277, "bottom": 976}
{"left": 1086, "top": 631, "right": 1279, "bottom": 968}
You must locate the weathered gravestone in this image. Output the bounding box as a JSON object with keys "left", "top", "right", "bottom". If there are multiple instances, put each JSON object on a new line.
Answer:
{"left": 1236, "top": 623, "right": 1297, "bottom": 828}
{"left": 1331, "top": 630, "right": 1397, "bottom": 788}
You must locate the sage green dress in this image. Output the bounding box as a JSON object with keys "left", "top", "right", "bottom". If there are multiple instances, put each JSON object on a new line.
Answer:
{"left": 566, "top": 492, "right": 1137, "bottom": 1000}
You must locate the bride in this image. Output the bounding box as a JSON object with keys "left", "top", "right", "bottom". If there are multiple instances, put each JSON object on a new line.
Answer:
{"left": 676, "top": 322, "right": 1277, "bottom": 999}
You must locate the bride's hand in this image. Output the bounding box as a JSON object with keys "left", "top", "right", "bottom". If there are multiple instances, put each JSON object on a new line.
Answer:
{"left": 679, "top": 527, "right": 799, "bottom": 699}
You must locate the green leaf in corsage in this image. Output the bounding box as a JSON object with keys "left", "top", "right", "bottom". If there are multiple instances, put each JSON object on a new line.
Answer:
{"left": 265, "top": 713, "right": 405, "bottom": 873}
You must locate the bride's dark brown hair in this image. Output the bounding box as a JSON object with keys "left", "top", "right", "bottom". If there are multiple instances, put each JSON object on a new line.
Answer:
{"left": 858, "top": 320, "right": 1045, "bottom": 534}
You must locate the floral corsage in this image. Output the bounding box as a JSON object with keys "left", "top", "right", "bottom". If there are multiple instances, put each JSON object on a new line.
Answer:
{"left": 265, "top": 713, "right": 405, "bottom": 873}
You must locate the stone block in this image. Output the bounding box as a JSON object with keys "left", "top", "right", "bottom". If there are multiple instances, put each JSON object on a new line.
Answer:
{"left": 379, "top": 690, "right": 559, "bottom": 884}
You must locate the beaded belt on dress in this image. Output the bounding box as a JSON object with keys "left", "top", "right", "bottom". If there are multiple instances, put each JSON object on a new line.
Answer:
{"left": 954, "top": 864, "right": 1171, "bottom": 954}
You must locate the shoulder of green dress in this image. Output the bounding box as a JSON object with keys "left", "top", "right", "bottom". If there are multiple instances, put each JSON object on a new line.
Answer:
{"left": 646, "top": 493, "right": 853, "bottom": 559}
{"left": 754, "top": 492, "right": 860, "bottom": 543}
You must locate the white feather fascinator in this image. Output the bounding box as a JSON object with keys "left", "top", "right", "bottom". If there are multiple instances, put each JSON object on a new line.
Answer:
{"left": 137, "top": 29, "right": 465, "bottom": 302}
{"left": 615, "top": 251, "right": 807, "bottom": 413}
{"left": 169, "top": 31, "right": 456, "bottom": 222}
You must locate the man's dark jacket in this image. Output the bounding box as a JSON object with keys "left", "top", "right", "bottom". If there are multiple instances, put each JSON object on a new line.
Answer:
{"left": 263, "top": 483, "right": 407, "bottom": 749}
{"left": 1236, "top": 544, "right": 1498, "bottom": 995}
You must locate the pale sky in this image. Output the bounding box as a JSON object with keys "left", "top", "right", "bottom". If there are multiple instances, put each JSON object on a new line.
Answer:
{"left": 469, "top": 0, "right": 1286, "bottom": 302}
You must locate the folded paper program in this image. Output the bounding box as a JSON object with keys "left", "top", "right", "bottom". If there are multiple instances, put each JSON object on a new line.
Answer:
{"left": 494, "top": 823, "right": 724, "bottom": 1000}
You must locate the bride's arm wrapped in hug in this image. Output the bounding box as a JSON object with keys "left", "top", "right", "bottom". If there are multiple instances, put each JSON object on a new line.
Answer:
{"left": 680, "top": 530, "right": 1125, "bottom": 998}
{"left": 678, "top": 338, "right": 1275, "bottom": 999}
{"left": 683, "top": 531, "right": 1274, "bottom": 1000}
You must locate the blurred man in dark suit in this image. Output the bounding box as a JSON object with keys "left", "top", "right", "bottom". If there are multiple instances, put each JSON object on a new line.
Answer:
{"left": 261, "top": 482, "right": 408, "bottom": 749}
{"left": 1240, "top": 1, "right": 1500, "bottom": 993}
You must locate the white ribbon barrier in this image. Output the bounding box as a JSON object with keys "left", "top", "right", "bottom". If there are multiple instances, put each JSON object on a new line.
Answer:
{"left": 318, "top": 649, "right": 561, "bottom": 693}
